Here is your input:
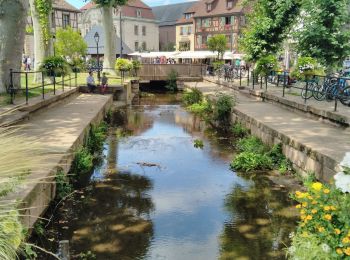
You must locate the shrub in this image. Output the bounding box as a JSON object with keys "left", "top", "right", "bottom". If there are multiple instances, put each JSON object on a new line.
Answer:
{"left": 166, "top": 70, "right": 178, "bottom": 92}
{"left": 231, "top": 122, "right": 249, "bottom": 138}
{"left": 255, "top": 55, "right": 278, "bottom": 76}
{"left": 291, "top": 57, "right": 325, "bottom": 80}
{"left": 182, "top": 88, "right": 203, "bottom": 106}
{"left": 131, "top": 60, "right": 141, "bottom": 76}
{"left": 230, "top": 151, "right": 273, "bottom": 172}
{"left": 237, "top": 136, "right": 267, "bottom": 154}
{"left": 213, "top": 94, "right": 234, "bottom": 124}
{"left": 115, "top": 58, "right": 133, "bottom": 72}
{"left": 86, "top": 122, "right": 108, "bottom": 155}
{"left": 70, "top": 147, "right": 93, "bottom": 176}
{"left": 289, "top": 182, "right": 350, "bottom": 259}
{"left": 40, "top": 56, "right": 71, "bottom": 76}
{"left": 55, "top": 169, "right": 73, "bottom": 200}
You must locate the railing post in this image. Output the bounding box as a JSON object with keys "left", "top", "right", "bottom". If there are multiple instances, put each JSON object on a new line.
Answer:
{"left": 62, "top": 73, "right": 64, "bottom": 92}
{"left": 42, "top": 71, "right": 45, "bottom": 99}
{"left": 304, "top": 81, "right": 308, "bottom": 104}
{"left": 252, "top": 70, "right": 255, "bottom": 90}
{"left": 265, "top": 75, "right": 268, "bottom": 90}
{"left": 9, "top": 69, "right": 14, "bottom": 104}
{"left": 334, "top": 77, "right": 340, "bottom": 112}
{"left": 69, "top": 72, "right": 72, "bottom": 88}
{"left": 247, "top": 67, "right": 250, "bottom": 87}
{"left": 53, "top": 71, "right": 56, "bottom": 95}
{"left": 260, "top": 75, "right": 263, "bottom": 89}
{"left": 75, "top": 70, "right": 78, "bottom": 87}
{"left": 283, "top": 71, "right": 287, "bottom": 97}
{"left": 25, "top": 71, "right": 29, "bottom": 105}
{"left": 239, "top": 67, "right": 242, "bottom": 86}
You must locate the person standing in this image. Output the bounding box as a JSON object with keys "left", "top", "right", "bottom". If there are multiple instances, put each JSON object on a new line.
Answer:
{"left": 86, "top": 71, "right": 96, "bottom": 93}
{"left": 26, "top": 57, "right": 32, "bottom": 71}
{"left": 101, "top": 72, "right": 108, "bottom": 95}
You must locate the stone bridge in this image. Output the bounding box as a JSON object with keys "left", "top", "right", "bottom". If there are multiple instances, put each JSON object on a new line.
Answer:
{"left": 138, "top": 64, "right": 206, "bottom": 82}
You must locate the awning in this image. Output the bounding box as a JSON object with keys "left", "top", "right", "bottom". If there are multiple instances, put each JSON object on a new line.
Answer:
{"left": 176, "top": 51, "right": 217, "bottom": 59}
{"left": 134, "top": 52, "right": 180, "bottom": 58}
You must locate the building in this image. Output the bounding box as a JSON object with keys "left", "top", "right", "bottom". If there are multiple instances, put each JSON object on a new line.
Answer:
{"left": 25, "top": 0, "right": 80, "bottom": 57}
{"left": 192, "top": 0, "right": 247, "bottom": 52}
{"left": 79, "top": 0, "right": 159, "bottom": 56}
{"left": 152, "top": 2, "right": 197, "bottom": 51}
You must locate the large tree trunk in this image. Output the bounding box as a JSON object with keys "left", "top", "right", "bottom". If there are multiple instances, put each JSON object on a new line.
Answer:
{"left": 101, "top": 6, "right": 117, "bottom": 75}
{"left": 29, "top": 0, "right": 51, "bottom": 82}
{"left": 0, "top": 0, "right": 28, "bottom": 93}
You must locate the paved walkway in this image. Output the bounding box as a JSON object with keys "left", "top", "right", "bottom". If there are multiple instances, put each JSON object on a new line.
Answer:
{"left": 186, "top": 80, "right": 350, "bottom": 178}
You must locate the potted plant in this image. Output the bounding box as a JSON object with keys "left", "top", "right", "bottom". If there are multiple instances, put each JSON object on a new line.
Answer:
{"left": 40, "top": 56, "right": 70, "bottom": 77}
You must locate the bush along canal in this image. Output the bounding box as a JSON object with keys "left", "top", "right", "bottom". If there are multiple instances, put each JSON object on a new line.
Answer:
{"left": 30, "top": 93, "right": 298, "bottom": 259}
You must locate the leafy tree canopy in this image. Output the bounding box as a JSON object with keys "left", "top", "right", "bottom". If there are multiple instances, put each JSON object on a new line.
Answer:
{"left": 91, "top": 0, "right": 128, "bottom": 7}
{"left": 296, "top": 0, "right": 350, "bottom": 70}
{"left": 55, "top": 27, "right": 87, "bottom": 60}
{"left": 207, "top": 34, "right": 227, "bottom": 60}
{"left": 240, "top": 0, "right": 301, "bottom": 62}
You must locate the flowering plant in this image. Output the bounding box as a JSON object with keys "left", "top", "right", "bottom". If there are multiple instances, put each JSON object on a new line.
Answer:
{"left": 289, "top": 182, "right": 350, "bottom": 259}
{"left": 335, "top": 152, "right": 350, "bottom": 193}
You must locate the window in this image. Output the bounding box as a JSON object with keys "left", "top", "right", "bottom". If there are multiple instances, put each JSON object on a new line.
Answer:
{"left": 136, "top": 9, "right": 141, "bottom": 17}
{"left": 207, "top": 3, "right": 212, "bottom": 12}
{"left": 62, "top": 14, "right": 70, "bottom": 28}
{"left": 188, "top": 26, "right": 192, "bottom": 35}
{"left": 51, "top": 12, "right": 55, "bottom": 28}
{"left": 180, "top": 27, "right": 184, "bottom": 35}
{"left": 142, "top": 26, "right": 146, "bottom": 36}
{"left": 179, "top": 41, "right": 190, "bottom": 51}
{"left": 225, "top": 17, "right": 231, "bottom": 25}
{"left": 185, "top": 13, "right": 193, "bottom": 19}
{"left": 134, "top": 25, "right": 138, "bottom": 35}
{"left": 142, "top": 42, "right": 146, "bottom": 50}
{"left": 227, "top": 0, "right": 233, "bottom": 9}
{"left": 240, "top": 16, "right": 246, "bottom": 25}
{"left": 135, "top": 41, "right": 139, "bottom": 50}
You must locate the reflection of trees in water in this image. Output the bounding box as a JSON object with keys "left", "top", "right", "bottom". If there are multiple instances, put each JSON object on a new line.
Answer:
{"left": 68, "top": 171, "right": 155, "bottom": 259}
{"left": 220, "top": 175, "right": 297, "bottom": 260}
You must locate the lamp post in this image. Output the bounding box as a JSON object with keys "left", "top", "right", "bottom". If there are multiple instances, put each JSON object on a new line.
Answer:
{"left": 94, "top": 32, "right": 101, "bottom": 82}
{"left": 53, "top": 34, "right": 56, "bottom": 56}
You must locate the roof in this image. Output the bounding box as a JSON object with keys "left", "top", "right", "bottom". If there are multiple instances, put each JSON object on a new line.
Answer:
{"left": 176, "top": 1, "right": 202, "bottom": 25}
{"left": 193, "top": 0, "right": 246, "bottom": 18}
{"left": 80, "top": 0, "right": 155, "bottom": 19}
{"left": 152, "top": 1, "right": 198, "bottom": 27}
{"left": 84, "top": 25, "right": 133, "bottom": 55}
{"left": 53, "top": 0, "right": 80, "bottom": 12}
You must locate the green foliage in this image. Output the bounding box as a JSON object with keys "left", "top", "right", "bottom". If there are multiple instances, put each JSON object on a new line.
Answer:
{"left": 291, "top": 57, "right": 325, "bottom": 80}
{"left": 213, "top": 94, "right": 234, "bottom": 124}
{"left": 92, "top": 0, "right": 128, "bottom": 8}
{"left": 182, "top": 88, "right": 203, "bottom": 106}
{"left": 22, "top": 244, "right": 38, "bottom": 259}
{"left": 290, "top": 183, "right": 350, "bottom": 259}
{"left": 240, "top": 0, "right": 301, "bottom": 62}
{"left": 296, "top": 0, "right": 350, "bottom": 70}
{"left": 166, "top": 70, "right": 178, "bottom": 92}
{"left": 34, "top": 0, "right": 52, "bottom": 46}
{"left": 26, "top": 26, "right": 34, "bottom": 34}
{"left": 254, "top": 55, "right": 278, "bottom": 76}
{"left": 193, "top": 139, "right": 204, "bottom": 149}
{"left": 33, "top": 220, "right": 45, "bottom": 237}
{"left": 131, "top": 60, "right": 141, "bottom": 76}
{"left": 213, "top": 60, "right": 225, "bottom": 71}
{"left": 237, "top": 136, "right": 267, "bottom": 154}
{"left": 55, "top": 27, "right": 88, "bottom": 61}
{"left": 86, "top": 122, "right": 108, "bottom": 155}
{"left": 207, "top": 34, "right": 227, "bottom": 60}
{"left": 55, "top": 169, "right": 73, "bottom": 200}
{"left": 115, "top": 58, "right": 133, "bottom": 72}
{"left": 78, "top": 251, "right": 97, "bottom": 260}
{"left": 71, "top": 148, "right": 93, "bottom": 176}
{"left": 230, "top": 151, "right": 273, "bottom": 172}
{"left": 231, "top": 122, "right": 249, "bottom": 138}
{"left": 40, "top": 56, "right": 71, "bottom": 76}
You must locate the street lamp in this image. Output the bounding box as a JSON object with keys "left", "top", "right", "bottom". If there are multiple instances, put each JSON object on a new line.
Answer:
{"left": 52, "top": 34, "right": 56, "bottom": 56}
{"left": 94, "top": 32, "right": 101, "bottom": 82}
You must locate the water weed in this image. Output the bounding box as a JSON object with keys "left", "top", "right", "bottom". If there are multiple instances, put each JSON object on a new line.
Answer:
{"left": 182, "top": 88, "right": 203, "bottom": 105}
{"left": 231, "top": 122, "right": 249, "bottom": 138}
{"left": 194, "top": 139, "right": 204, "bottom": 149}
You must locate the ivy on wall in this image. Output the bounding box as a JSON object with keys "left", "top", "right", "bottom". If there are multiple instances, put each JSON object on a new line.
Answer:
{"left": 34, "top": 0, "right": 52, "bottom": 46}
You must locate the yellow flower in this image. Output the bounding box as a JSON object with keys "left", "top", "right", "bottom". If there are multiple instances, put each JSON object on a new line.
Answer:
{"left": 307, "top": 195, "right": 313, "bottom": 200}
{"left": 344, "top": 247, "right": 350, "bottom": 256}
{"left": 323, "top": 188, "right": 330, "bottom": 194}
{"left": 302, "top": 202, "right": 308, "bottom": 207}
{"left": 331, "top": 206, "right": 337, "bottom": 211}
{"left": 301, "top": 232, "right": 309, "bottom": 238}
{"left": 306, "top": 215, "right": 312, "bottom": 220}
{"left": 324, "top": 214, "right": 332, "bottom": 221}
{"left": 312, "top": 200, "right": 317, "bottom": 205}
{"left": 335, "top": 229, "right": 341, "bottom": 235}
{"left": 311, "top": 209, "right": 318, "bottom": 214}
{"left": 343, "top": 237, "right": 350, "bottom": 244}
{"left": 324, "top": 206, "right": 331, "bottom": 211}
{"left": 336, "top": 248, "right": 343, "bottom": 255}
{"left": 318, "top": 227, "right": 325, "bottom": 232}
{"left": 296, "top": 204, "right": 301, "bottom": 209}
{"left": 311, "top": 182, "right": 323, "bottom": 191}
{"left": 295, "top": 191, "right": 308, "bottom": 199}
{"left": 300, "top": 215, "right": 306, "bottom": 220}
{"left": 300, "top": 209, "right": 306, "bottom": 215}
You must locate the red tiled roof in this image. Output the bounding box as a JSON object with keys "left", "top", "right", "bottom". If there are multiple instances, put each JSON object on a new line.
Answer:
{"left": 81, "top": 0, "right": 151, "bottom": 11}
{"left": 193, "top": 0, "right": 247, "bottom": 18}
{"left": 53, "top": 0, "right": 80, "bottom": 12}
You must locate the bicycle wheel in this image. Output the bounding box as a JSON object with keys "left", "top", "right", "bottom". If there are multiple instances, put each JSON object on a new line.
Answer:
{"left": 313, "top": 84, "right": 326, "bottom": 101}
{"left": 301, "top": 83, "right": 314, "bottom": 99}
{"left": 339, "top": 86, "right": 350, "bottom": 106}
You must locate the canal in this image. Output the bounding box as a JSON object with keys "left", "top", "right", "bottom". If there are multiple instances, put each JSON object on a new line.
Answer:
{"left": 38, "top": 94, "right": 297, "bottom": 260}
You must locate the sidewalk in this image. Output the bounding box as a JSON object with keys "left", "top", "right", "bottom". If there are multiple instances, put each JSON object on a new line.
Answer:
{"left": 185, "top": 80, "right": 350, "bottom": 182}
{"left": 204, "top": 76, "right": 350, "bottom": 126}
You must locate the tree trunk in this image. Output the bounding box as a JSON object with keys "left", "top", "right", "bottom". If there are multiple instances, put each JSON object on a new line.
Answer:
{"left": 101, "top": 6, "right": 116, "bottom": 75}
{"left": 0, "top": 0, "right": 28, "bottom": 93}
{"left": 28, "top": 0, "right": 52, "bottom": 82}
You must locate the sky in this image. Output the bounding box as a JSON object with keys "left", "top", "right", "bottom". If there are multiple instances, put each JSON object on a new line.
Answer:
{"left": 66, "top": 0, "right": 192, "bottom": 9}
